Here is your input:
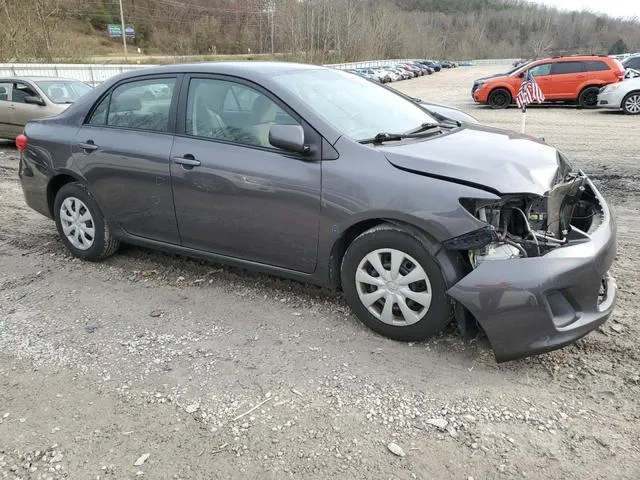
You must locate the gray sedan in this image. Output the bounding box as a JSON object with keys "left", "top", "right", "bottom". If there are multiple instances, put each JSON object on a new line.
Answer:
{"left": 17, "top": 62, "right": 616, "bottom": 362}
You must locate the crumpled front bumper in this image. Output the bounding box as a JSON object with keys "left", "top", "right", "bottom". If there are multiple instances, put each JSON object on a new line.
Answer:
{"left": 448, "top": 179, "right": 617, "bottom": 362}
{"left": 597, "top": 88, "right": 625, "bottom": 109}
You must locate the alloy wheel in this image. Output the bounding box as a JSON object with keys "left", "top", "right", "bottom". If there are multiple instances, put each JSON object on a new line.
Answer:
{"left": 59, "top": 197, "right": 95, "bottom": 250}
{"left": 624, "top": 94, "right": 640, "bottom": 114}
{"left": 355, "top": 248, "right": 432, "bottom": 326}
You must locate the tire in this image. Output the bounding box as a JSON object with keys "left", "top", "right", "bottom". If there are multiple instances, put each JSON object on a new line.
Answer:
{"left": 487, "top": 88, "right": 511, "bottom": 109}
{"left": 578, "top": 86, "right": 600, "bottom": 109}
{"left": 53, "top": 182, "right": 119, "bottom": 261}
{"left": 340, "top": 224, "right": 450, "bottom": 342}
{"left": 621, "top": 91, "right": 640, "bottom": 115}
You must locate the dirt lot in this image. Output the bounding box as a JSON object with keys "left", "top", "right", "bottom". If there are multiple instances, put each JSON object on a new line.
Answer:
{"left": 1, "top": 65, "right": 638, "bottom": 480}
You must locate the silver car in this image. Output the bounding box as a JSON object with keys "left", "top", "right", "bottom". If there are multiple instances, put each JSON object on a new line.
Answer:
{"left": 598, "top": 75, "right": 640, "bottom": 115}
{"left": 0, "top": 76, "right": 92, "bottom": 139}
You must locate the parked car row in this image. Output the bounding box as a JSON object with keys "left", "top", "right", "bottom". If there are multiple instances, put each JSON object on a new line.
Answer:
{"left": 346, "top": 59, "right": 458, "bottom": 83}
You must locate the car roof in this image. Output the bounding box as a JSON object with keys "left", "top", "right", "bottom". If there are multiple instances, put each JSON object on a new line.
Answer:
{"left": 115, "top": 61, "right": 326, "bottom": 83}
{"left": 530, "top": 55, "right": 614, "bottom": 65}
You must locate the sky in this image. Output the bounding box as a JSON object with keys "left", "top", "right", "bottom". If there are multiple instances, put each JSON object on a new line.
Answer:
{"left": 529, "top": 0, "right": 640, "bottom": 19}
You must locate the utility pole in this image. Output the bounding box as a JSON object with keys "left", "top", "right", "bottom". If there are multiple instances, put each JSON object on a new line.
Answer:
{"left": 118, "top": 0, "right": 128, "bottom": 61}
{"left": 270, "top": 1, "right": 275, "bottom": 55}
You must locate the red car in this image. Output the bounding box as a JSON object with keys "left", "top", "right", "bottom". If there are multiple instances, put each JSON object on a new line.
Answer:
{"left": 473, "top": 55, "right": 625, "bottom": 108}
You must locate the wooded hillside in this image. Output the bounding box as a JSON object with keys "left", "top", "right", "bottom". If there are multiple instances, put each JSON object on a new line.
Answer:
{"left": 1, "top": 0, "right": 638, "bottom": 62}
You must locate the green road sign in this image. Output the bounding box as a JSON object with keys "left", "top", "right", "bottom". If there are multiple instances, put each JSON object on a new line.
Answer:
{"left": 107, "top": 24, "right": 135, "bottom": 38}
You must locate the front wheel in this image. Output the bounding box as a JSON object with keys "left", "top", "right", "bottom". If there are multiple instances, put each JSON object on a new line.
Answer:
{"left": 487, "top": 88, "right": 511, "bottom": 109}
{"left": 621, "top": 91, "right": 640, "bottom": 115}
{"left": 340, "top": 225, "right": 450, "bottom": 342}
{"left": 578, "top": 87, "right": 600, "bottom": 109}
{"left": 53, "top": 182, "right": 119, "bottom": 261}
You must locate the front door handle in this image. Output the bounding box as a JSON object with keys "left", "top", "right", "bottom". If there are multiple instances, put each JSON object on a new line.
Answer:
{"left": 172, "top": 155, "right": 201, "bottom": 167}
{"left": 79, "top": 141, "right": 98, "bottom": 152}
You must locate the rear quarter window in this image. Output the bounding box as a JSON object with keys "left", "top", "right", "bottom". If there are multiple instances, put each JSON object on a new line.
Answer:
{"left": 584, "top": 61, "right": 610, "bottom": 72}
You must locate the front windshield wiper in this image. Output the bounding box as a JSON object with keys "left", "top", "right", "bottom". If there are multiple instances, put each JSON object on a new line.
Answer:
{"left": 408, "top": 121, "right": 459, "bottom": 133}
{"left": 359, "top": 128, "right": 444, "bottom": 145}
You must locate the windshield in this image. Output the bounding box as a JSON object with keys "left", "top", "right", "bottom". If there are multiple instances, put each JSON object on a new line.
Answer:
{"left": 271, "top": 69, "right": 437, "bottom": 141}
{"left": 509, "top": 61, "right": 533, "bottom": 75}
{"left": 36, "top": 80, "right": 93, "bottom": 104}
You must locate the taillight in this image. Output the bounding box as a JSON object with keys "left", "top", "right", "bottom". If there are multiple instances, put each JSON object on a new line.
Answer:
{"left": 15, "top": 134, "right": 27, "bottom": 152}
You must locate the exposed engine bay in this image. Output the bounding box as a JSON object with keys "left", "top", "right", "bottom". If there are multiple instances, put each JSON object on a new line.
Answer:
{"left": 449, "top": 172, "right": 604, "bottom": 267}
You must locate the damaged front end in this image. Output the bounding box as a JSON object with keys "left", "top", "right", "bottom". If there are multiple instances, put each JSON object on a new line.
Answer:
{"left": 446, "top": 170, "right": 603, "bottom": 267}
{"left": 443, "top": 165, "right": 616, "bottom": 362}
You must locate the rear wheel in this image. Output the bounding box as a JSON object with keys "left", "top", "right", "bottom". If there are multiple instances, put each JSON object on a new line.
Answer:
{"left": 578, "top": 86, "right": 600, "bottom": 109}
{"left": 53, "top": 182, "right": 119, "bottom": 261}
{"left": 621, "top": 91, "right": 640, "bottom": 115}
{"left": 488, "top": 88, "right": 511, "bottom": 109}
{"left": 341, "top": 225, "right": 450, "bottom": 342}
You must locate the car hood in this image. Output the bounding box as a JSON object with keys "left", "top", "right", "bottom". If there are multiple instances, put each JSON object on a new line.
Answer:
{"left": 379, "top": 125, "right": 563, "bottom": 195}
{"left": 474, "top": 72, "right": 510, "bottom": 84}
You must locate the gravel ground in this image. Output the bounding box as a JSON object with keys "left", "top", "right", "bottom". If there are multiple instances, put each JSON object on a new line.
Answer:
{"left": 0, "top": 66, "right": 639, "bottom": 480}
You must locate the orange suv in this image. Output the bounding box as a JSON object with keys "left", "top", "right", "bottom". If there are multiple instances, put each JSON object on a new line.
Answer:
{"left": 472, "top": 55, "right": 625, "bottom": 109}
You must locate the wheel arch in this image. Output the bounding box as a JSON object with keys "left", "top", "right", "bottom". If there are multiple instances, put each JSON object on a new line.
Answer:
{"left": 578, "top": 83, "right": 604, "bottom": 97}
{"left": 328, "top": 218, "right": 468, "bottom": 291}
{"left": 47, "top": 170, "right": 85, "bottom": 218}
{"left": 488, "top": 84, "right": 515, "bottom": 98}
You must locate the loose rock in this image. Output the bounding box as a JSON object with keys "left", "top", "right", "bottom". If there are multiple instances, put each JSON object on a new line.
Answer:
{"left": 134, "top": 453, "right": 150, "bottom": 466}
{"left": 387, "top": 442, "right": 406, "bottom": 457}
{"left": 426, "top": 418, "right": 448, "bottom": 430}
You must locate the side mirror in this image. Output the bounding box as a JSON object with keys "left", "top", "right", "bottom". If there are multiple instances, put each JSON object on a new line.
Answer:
{"left": 269, "top": 124, "right": 310, "bottom": 154}
{"left": 518, "top": 72, "right": 525, "bottom": 78}
{"left": 24, "top": 95, "right": 45, "bottom": 106}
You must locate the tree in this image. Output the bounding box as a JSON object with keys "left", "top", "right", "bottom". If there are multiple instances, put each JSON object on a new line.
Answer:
{"left": 608, "top": 38, "right": 628, "bottom": 55}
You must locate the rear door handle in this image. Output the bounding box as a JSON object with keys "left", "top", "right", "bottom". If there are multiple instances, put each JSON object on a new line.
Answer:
{"left": 172, "top": 155, "right": 201, "bottom": 167}
{"left": 79, "top": 141, "right": 98, "bottom": 152}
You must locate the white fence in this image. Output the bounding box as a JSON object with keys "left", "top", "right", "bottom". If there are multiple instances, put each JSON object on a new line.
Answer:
{"left": 0, "top": 57, "right": 529, "bottom": 85}
{"left": 0, "top": 63, "right": 150, "bottom": 86}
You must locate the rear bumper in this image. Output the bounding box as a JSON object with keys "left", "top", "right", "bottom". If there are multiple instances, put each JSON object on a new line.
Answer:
{"left": 19, "top": 151, "right": 54, "bottom": 219}
{"left": 448, "top": 179, "right": 617, "bottom": 362}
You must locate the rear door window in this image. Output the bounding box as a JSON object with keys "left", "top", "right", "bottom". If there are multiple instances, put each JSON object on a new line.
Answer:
{"left": 550, "top": 62, "right": 583, "bottom": 75}
{"left": 87, "top": 78, "right": 176, "bottom": 133}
